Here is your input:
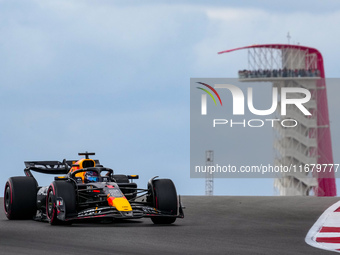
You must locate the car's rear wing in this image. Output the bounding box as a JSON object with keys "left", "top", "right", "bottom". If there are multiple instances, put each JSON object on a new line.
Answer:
{"left": 24, "top": 160, "right": 101, "bottom": 176}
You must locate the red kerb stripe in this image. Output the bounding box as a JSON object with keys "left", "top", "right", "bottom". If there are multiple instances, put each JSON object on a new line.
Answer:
{"left": 316, "top": 237, "right": 340, "bottom": 243}
{"left": 320, "top": 227, "right": 340, "bottom": 233}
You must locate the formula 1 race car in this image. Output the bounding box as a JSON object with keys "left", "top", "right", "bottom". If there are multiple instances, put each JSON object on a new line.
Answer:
{"left": 4, "top": 152, "right": 184, "bottom": 225}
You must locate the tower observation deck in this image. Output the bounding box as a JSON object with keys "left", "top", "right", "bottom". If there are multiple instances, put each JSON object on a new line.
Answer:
{"left": 218, "top": 44, "right": 336, "bottom": 196}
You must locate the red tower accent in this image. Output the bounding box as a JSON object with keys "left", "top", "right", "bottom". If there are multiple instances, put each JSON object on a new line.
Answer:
{"left": 219, "top": 44, "right": 336, "bottom": 196}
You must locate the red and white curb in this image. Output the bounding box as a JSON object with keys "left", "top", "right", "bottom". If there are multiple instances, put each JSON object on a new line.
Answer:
{"left": 306, "top": 200, "right": 340, "bottom": 253}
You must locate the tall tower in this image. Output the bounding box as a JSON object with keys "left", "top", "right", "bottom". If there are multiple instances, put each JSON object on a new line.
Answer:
{"left": 218, "top": 44, "right": 336, "bottom": 196}
{"left": 205, "top": 150, "right": 214, "bottom": 196}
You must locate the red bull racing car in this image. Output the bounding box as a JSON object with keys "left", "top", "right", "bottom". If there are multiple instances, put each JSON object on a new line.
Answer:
{"left": 4, "top": 152, "right": 184, "bottom": 225}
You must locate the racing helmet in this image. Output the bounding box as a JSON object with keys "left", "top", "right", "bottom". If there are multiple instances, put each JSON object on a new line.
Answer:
{"left": 84, "top": 171, "right": 99, "bottom": 183}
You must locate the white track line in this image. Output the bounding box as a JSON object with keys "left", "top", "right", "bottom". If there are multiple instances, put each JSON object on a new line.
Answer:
{"left": 305, "top": 200, "right": 340, "bottom": 253}
{"left": 316, "top": 233, "right": 340, "bottom": 238}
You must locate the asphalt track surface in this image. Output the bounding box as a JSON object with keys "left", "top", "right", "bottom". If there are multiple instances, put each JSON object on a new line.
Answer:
{"left": 0, "top": 196, "right": 339, "bottom": 255}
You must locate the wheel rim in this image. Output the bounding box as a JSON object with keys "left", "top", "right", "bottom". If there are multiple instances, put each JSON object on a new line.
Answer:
{"left": 5, "top": 186, "right": 10, "bottom": 212}
{"left": 47, "top": 191, "right": 54, "bottom": 218}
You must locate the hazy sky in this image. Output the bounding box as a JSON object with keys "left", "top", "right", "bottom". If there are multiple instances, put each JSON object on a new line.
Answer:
{"left": 1, "top": 0, "right": 340, "bottom": 195}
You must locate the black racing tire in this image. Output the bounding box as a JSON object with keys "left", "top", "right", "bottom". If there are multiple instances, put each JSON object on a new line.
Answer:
{"left": 46, "top": 181, "right": 76, "bottom": 225}
{"left": 4, "top": 177, "right": 38, "bottom": 220}
{"left": 151, "top": 179, "right": 178, "bottom": 224}
{"left": 112, "top": 175, "right": 129, "bottom": 183}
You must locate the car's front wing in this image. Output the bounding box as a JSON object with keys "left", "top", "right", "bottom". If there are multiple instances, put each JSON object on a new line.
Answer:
{"left": 56, "top": 201, "right": 184, "bottom": 222}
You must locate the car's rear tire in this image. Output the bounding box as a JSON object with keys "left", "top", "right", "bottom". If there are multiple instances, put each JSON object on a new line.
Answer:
{"left": 112, "top": 174, "right": 129, "bottom": 183}
{"left": 46, "top": 181, "right": 76, "bottom": 225}
{"left": 150, "top": 179, "right": 178, "bottom": 224}
{"left": 4, "top": 177, "right": 38, "bottom": 220}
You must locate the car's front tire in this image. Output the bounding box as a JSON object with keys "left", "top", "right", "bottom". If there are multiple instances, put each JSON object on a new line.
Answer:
{"left": 150, "top": 179, "right": 178, "bottom": 224}
{"left": 46, "top": 181, "right": 76, "bottom": 225}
